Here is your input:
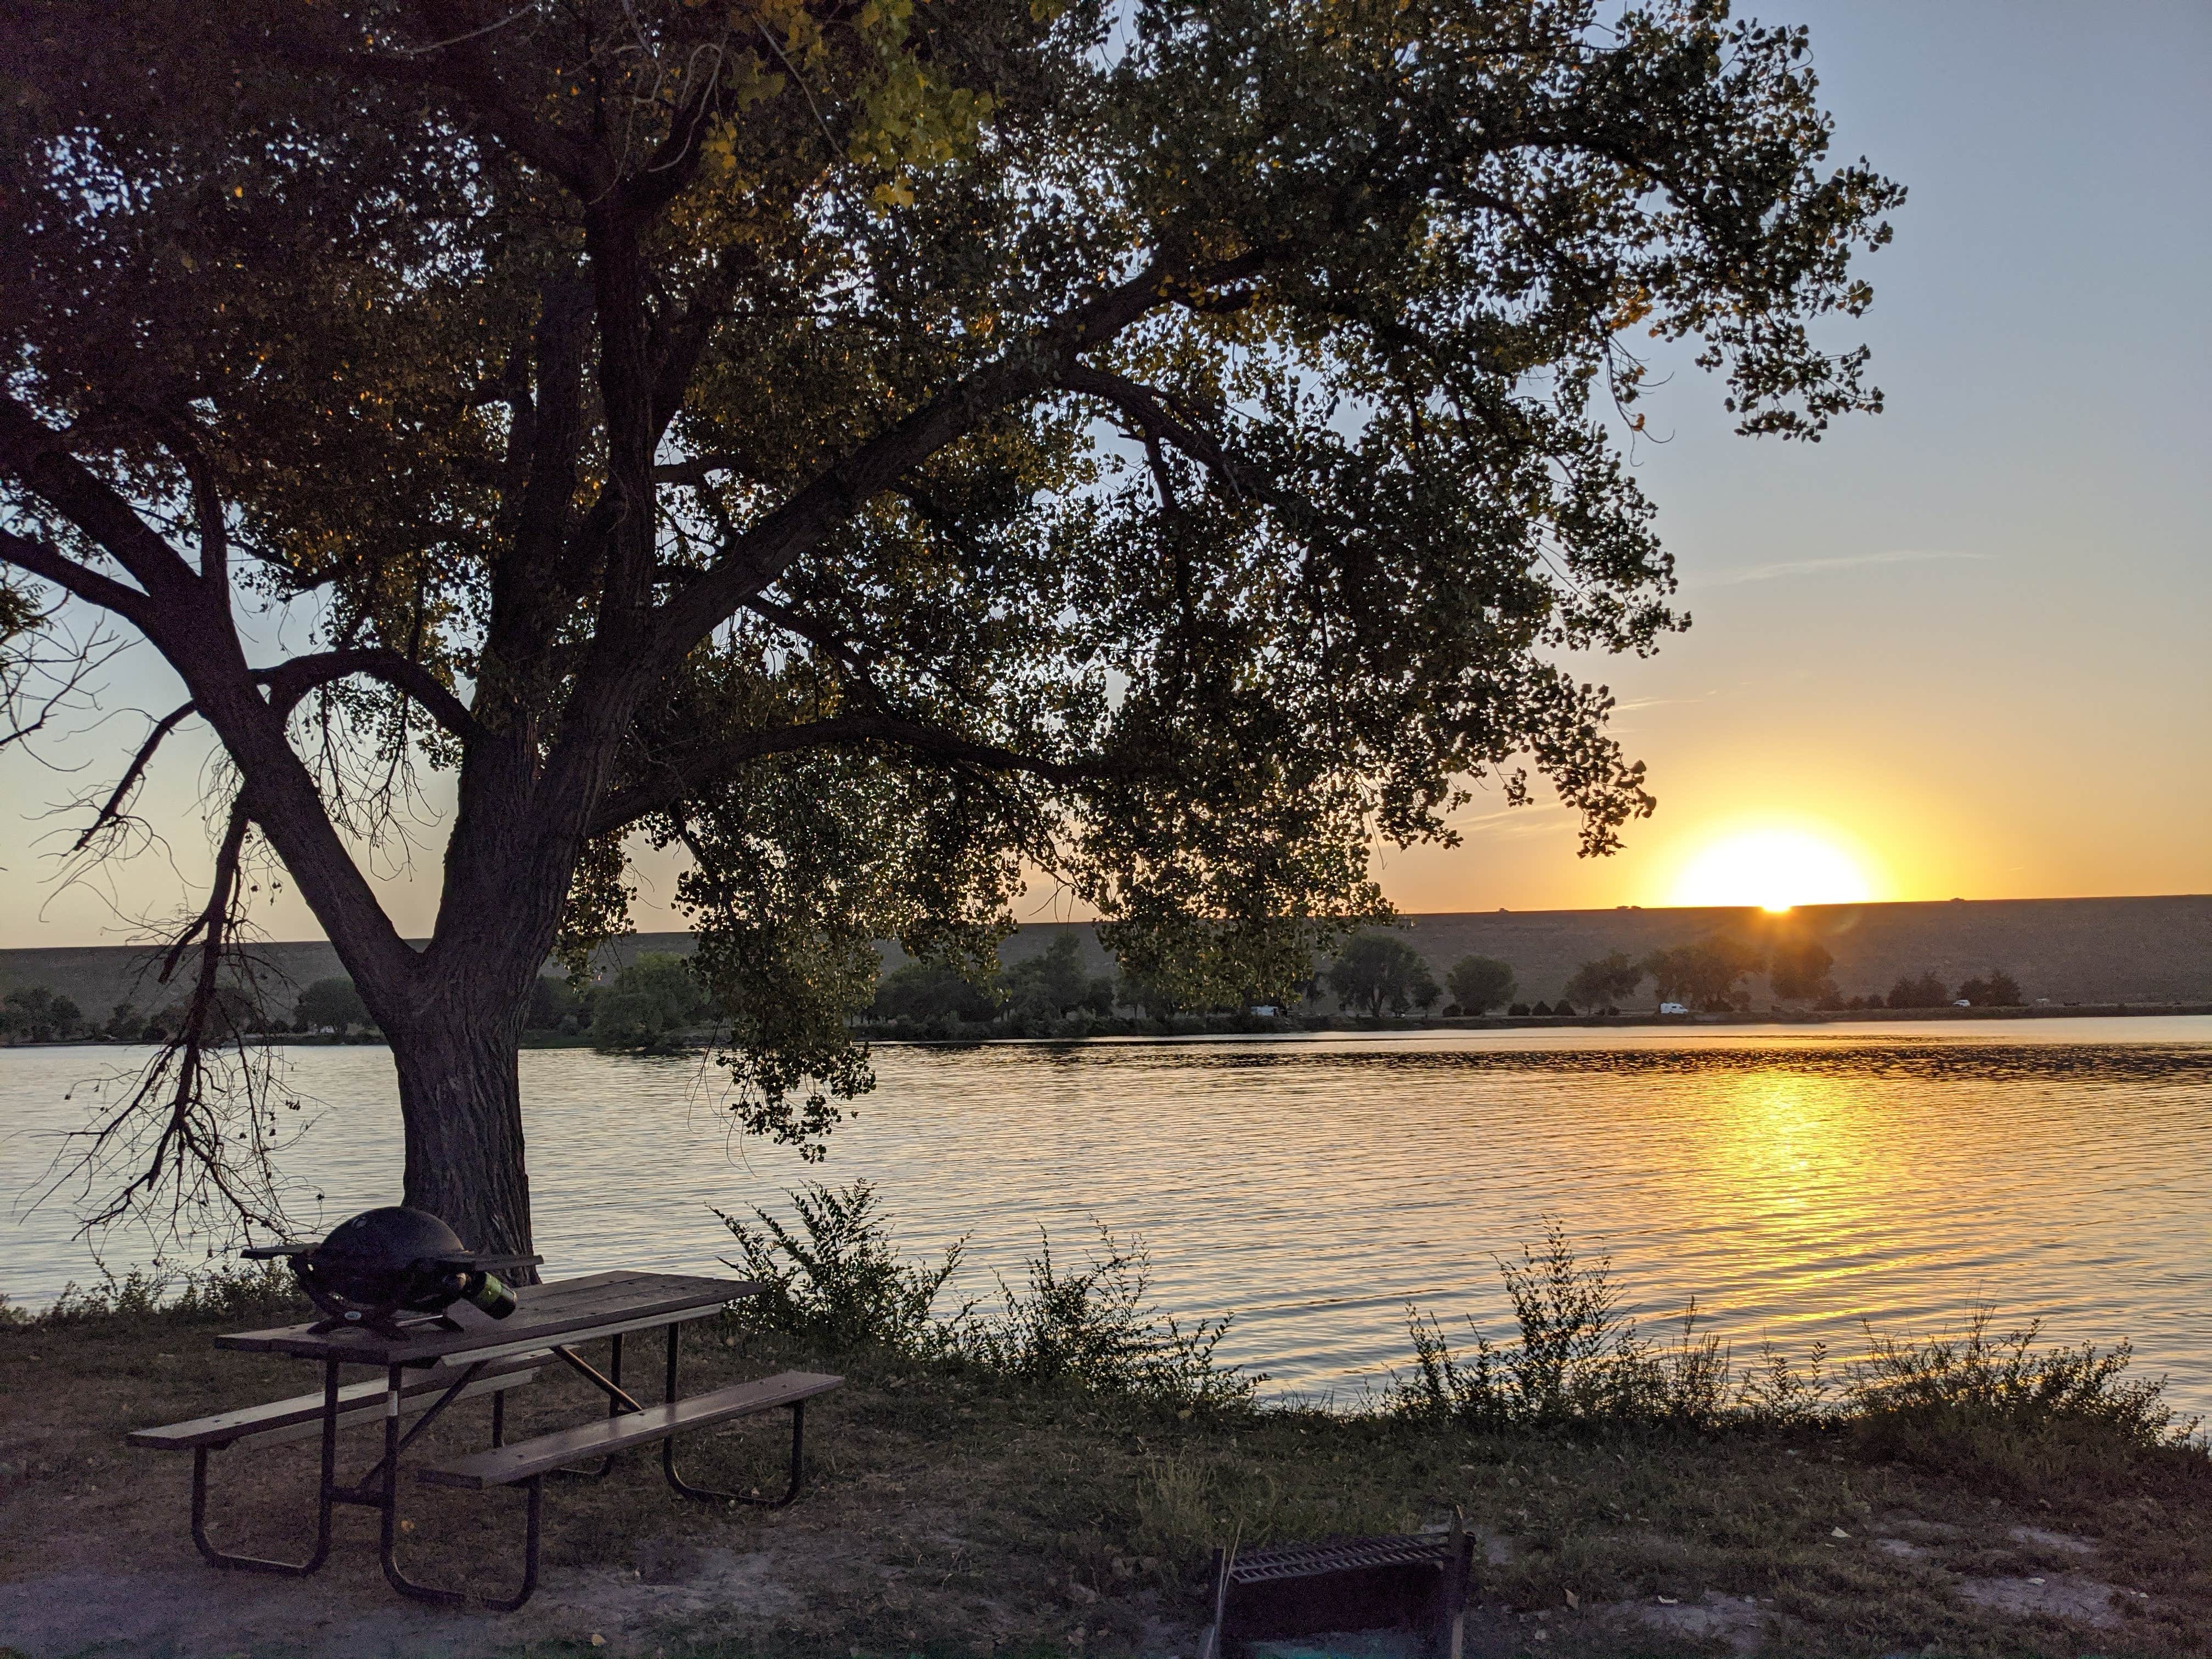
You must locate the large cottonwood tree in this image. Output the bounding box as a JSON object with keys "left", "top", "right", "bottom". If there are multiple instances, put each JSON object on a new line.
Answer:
{"left": 0, "top": 0, "right": 1899, "bottom": 1259}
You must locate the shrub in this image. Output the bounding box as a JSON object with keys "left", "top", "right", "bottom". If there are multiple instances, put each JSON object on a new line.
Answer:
{"left": 1389, "top": 1225, "right": 2198, "bottom": 1479}
{"left": 960, "top": 1224, "right": 1261, "bottom": 1411}
{"left": 1390, "top": 1223, "right": 1768, "bottom": 1432}
{"left": 1843, "top": 1308, "right": 2194, "bottom": 1489}
{"left": 714, "top": 1181, "right": 969, "bottom": 1353}
{"left": 712, "top": 1182, "right": 1260, "bottom": 1409}
{"left": 7, "top": 1260, "right": 303, "bottom": 1328}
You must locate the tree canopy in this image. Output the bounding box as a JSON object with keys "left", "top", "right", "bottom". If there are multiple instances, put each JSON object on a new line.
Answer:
{"left": 1328, "top": 932, "right": 1441, "bottom": 1019}
{"left": 1766, "top": 934, "right": 1835, "bottom": 1002}
{"left": 292, "top": 975, "right": 373, "bottom": 1034}
{"left": 1561, "top": 949, "right": 1641, "bottom": 1008}
{"left": 871, "top": 956, "right": 1000, "bottom": 1026}
{"left": 0, "top": 0, "right": 1898, "bottom": 1248}
{"left": 1886, "top": 970, "right": 1949, "bottom": 1010}
{"left": 1445, "top": 952, "right": 1516, "bottom": 1014}
{"left": 589, "top": 952, "right": 713, "bottom": 1049}
{"left": 1957, "top": 968, "right": 2022, "bottom": 1008}
{"left": 996, "top": 934, "right": 1117, "bottom": 1023}
{"left": 1642, "top": 934, "right": 1762, "bottom": 1011}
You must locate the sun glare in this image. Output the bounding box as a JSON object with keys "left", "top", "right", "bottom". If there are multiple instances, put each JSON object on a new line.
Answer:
{"left": 1669, "top": 826, "right": 1876, "bottom": 912}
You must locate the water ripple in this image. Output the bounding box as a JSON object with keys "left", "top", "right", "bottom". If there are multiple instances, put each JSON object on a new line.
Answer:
{"left": 2, "top": 1017, "right": 2207, "bottom": 1411}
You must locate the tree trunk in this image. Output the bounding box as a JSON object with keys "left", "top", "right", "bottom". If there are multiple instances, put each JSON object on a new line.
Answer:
{"left": 387, "top": 998, "right": 537, "bottom": 1276}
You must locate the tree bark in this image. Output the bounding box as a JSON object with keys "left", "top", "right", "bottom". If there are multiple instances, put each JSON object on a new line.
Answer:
{"left": 386, "top": 996, "right": 536, "bottom": 1275}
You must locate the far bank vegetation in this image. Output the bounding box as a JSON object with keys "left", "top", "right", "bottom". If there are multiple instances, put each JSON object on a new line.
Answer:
{"left": 0, "top": 929, "right": 2035, "bottom": 1054}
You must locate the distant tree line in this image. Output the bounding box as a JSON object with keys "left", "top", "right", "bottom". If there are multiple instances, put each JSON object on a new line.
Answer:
{"left": 1533, "top": 934, "right": 2027, "bottom": 1014}
{"left": 0, "top": 934, "right": 2036, "bottom": 1054}
{"left": 1, "top": 985, "right": 84, "bottom": 1042}
{"left": 871, "top": 935, "right": 1136, "bottom": 1039}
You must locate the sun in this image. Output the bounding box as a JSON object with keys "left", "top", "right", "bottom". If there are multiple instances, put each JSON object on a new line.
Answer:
{"left": 1668, "top": 826, "right": 1876, "bottom": 912}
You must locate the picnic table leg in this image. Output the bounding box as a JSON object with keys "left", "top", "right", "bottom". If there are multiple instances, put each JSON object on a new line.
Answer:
{"left": 375, "top": 1361, "right": 542, "bottom": 1610}
{"left": 551, "top": 1331, "right": 626, "bottom": 1481}
{"left": 658, "top": 1322, "right": 808, "bottom": 1508}
{"left": 187, "top": 1357, "right": 337, "bottom": 1576}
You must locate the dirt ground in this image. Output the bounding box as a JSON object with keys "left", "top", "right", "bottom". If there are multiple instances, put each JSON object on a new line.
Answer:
{"left": 3, "top": 1311, "right": 2208, "bottom": 1658}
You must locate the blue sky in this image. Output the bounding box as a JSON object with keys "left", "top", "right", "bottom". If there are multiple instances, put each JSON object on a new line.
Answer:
{"left": 2, "top": 1, "right": 2205, "bottom": 945}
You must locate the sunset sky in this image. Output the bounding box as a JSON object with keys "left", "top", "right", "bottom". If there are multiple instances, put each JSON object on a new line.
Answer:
{"left": 1, "top": 0, "right": 2205, "bottom": 946}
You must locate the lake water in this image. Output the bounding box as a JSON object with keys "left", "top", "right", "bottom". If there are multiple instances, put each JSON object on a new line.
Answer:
{"left": 4, "top": 1019, "right": 2210, "bottom": 1414}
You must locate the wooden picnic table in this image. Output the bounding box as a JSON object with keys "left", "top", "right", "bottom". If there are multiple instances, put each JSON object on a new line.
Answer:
{"left": 131, "top": 1269, "right": 842, "bottom": 1610}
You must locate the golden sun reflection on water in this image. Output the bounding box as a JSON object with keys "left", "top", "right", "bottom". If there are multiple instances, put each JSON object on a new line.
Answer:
{"left": 1678, "top": 1067, "right": 1928, "bottom": 1340}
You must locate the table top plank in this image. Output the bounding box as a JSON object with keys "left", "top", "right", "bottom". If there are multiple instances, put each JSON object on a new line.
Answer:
{"left": 216, "top": 1270, "right": 757, "bottom": 1365}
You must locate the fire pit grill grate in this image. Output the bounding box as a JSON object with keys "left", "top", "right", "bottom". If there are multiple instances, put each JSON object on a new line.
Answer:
{"left": 1227, "top": 1532, "right": 1453, "bottom": 1584}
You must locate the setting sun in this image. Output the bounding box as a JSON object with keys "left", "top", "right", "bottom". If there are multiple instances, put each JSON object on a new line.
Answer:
{"left": 1668, "top": 825, "right": 1878, "bottom": 911}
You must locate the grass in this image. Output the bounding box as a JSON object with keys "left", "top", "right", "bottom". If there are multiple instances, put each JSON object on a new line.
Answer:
{"left": 2, "top": 1211, "right": 2208, "bottom": 1657}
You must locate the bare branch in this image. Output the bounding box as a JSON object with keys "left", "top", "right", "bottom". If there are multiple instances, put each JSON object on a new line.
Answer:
{"left": 43, "top": 804, "right": 308, "bottom": 1245}
{"left": 70, "top": 701, "right": 196, "bottom": 854}
{"left": 0, "top": 590, "right": 129, "bottom": 756}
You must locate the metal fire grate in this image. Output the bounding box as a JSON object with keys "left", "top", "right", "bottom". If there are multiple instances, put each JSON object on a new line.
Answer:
{"left": 1227, "top": 1532, "right": 1452, "bottom": 1585}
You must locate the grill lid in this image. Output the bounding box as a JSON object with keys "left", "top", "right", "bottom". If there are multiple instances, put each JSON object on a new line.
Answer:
{"left": 244, "top": 1205, "right": 540, "bottom": 1335}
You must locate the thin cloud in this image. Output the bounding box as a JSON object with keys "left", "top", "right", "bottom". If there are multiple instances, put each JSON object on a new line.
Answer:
{"left": 1696, "top": 549, "right": 1993, "bottom": 588}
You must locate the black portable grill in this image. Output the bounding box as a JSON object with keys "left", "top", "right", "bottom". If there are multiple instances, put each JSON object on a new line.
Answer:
{"left": 244, "top": 1206, "right": 541, "bottom": 1338}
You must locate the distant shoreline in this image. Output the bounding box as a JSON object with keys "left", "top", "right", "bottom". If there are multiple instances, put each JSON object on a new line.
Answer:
{"left": 1425, "top": 1000, "right": 2212, "bottom": 1031}
{"left": 9, "top": 1001, "right": 2208, "bottom": 1054}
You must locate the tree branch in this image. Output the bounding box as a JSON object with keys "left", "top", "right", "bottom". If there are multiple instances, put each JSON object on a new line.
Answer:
{"left": 0, "top": 524, "right": 157, "bottom": 628}
{"left": 71, "top": 700, "right": 196, "bottom": 854}
{"left": 1058, "top": 363, "right": 1249, "bottom": 499}
{"left": 654, "top": 253, "right": 1270, "bottom": 656}
{"left": 0, "top": 396, "right": 206, "bottom": 611}
{"left": 283, "top": 13, "right": 610, "bottom": 198}
{"left": 652, "top": 451, "right": 755, "bottom": 488}
{"left": 590, "top": 712, "right": 1107, "bottom": 836}
{"left": 254, "top": 648, "right": 479, "bottom": 742}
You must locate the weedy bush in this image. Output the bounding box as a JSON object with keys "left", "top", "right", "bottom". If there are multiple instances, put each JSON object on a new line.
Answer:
{"left": 4, "top": 1260, "right": 302, "bottom": 1329}
{"left": 1391, "top": 1222, "right": 2200, "bottom": 1486}
{"left": 1843, "top": 1307, "right": 2199, "bottom": 1491}
{"left": 714, "top": 1181, "right": 970, "bottom": 1354}
{"left": 957, "top": 1224, "right": 1261, "bottom": 1410}
{"left": 718, "top": 1182, "right": 1260, "bottom": 1408}
{"left": 1389, "top": 1222, "right": 1788, "bottom": 1431}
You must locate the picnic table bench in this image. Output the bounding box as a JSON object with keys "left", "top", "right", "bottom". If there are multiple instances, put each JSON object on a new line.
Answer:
{"left": 129, "top": 1269, "right": 840, "bottom": 1609}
